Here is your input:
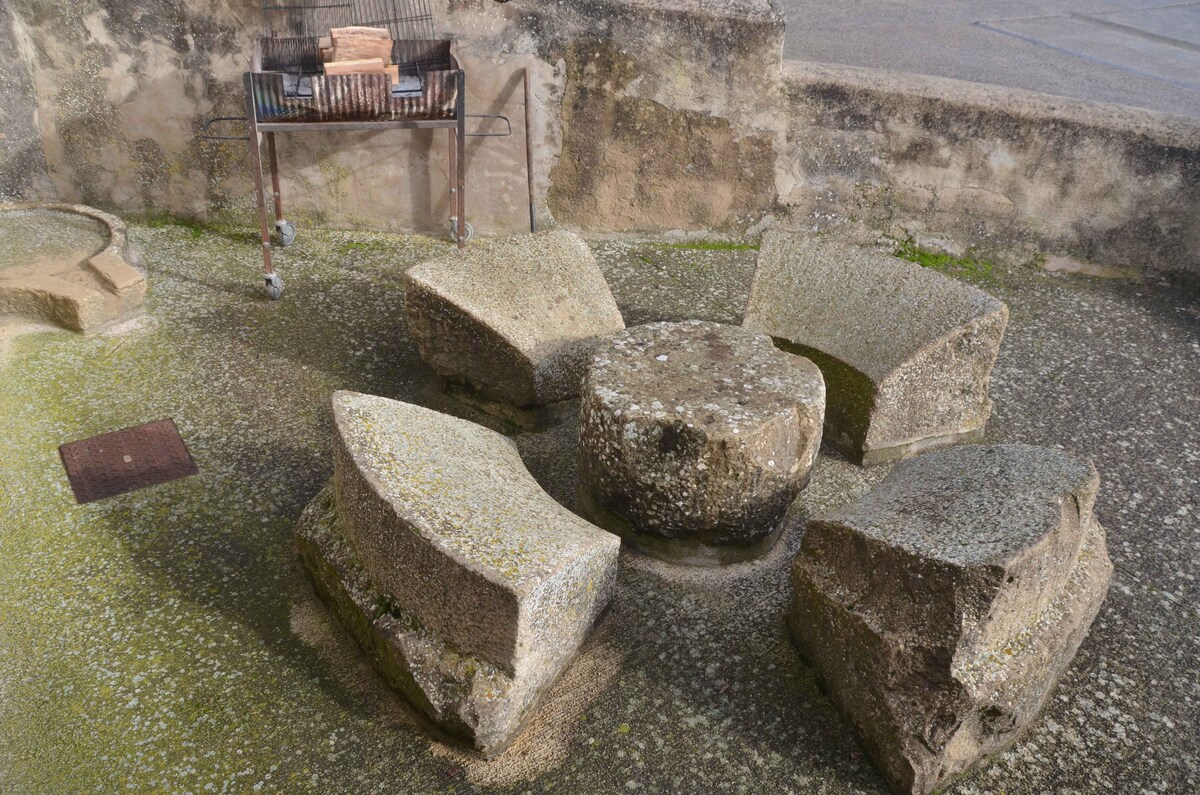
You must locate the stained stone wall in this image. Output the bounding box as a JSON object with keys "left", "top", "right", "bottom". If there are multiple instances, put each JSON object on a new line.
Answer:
{"left": 3, "top": 0, "right": 1199, "bottom": 274}
{"left": 0, "top": 0, "right": 784, "bottom": 236}
{"left": 531, "top": 0, "right": 786, "bottom": 232}
{"left": 0, "top": 2, "right": 50, "bottom": 200}
{"left": 779, "top": 61, "right": 1200, "bottom": 275}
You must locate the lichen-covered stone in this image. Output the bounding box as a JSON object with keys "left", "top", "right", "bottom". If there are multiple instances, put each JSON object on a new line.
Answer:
{"left": 300, "top": 391, "right": 619, "bottom": 755}
{"left": 790, "top": 444, "right": 1112, "bottom": 794}
{"left": 578, "top": 320, "right": 825, "bottom": 565}
{"left": 0, "top": 203, "right": 146, "bottom": 332}
{"left": 404, "top": 231, "right": 625, "bottom": 407}
{"left": 743, "top": 231, "right": 1008, "bottom": 465}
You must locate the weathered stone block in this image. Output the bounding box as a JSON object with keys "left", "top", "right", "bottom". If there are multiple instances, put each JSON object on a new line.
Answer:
{"left": 404, "top": 231, "right": 625, "bottom": 407}
{"left": 743, "top": 231, "right": 1008, "bottom": 465}
{"left": 296, "top": 391, "right": 619, "bottom": 755}
{"left": 579, "top": 321, "right": 825, "bottom": 565}
{"left": 790, "top": 444, "right": 1112, "bottom": 794}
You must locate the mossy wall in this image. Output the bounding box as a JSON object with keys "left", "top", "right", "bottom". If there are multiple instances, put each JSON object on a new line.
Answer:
{"left": 781, "top": 61, "right": 1200, "bottom": 275}
{"left": 0, "top": 0, "right": 786, "bottom": 236}
{"left": 8, "top": 0, "right": 1198, "bottom": 273}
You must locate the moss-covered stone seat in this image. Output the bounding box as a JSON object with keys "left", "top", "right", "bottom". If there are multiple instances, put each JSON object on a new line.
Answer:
{"left": 296, "top": 391, "right": 620, "bottom": 755}
{"left": 743, "top": 230, "right": 1008, "bottom": 465}
{"left": 789, "top": 444, "right": 1112, "bottom": 794}
{"left": 404, "top": 231, "right": 626, "bottom": 410}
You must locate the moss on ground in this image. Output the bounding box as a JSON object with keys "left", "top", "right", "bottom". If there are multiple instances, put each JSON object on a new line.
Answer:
{"left": 0, "top": 223, "right": 890, "bottom": 793}
{"left": 893, "top": 238, "right": 1002, "bottom": 287}
{"left": 0, "top": 223, "right": 454, "bottom": 792}
{"left": 605, "top": 240, "right": 757, "bottom": 326}
{"left": 651, "top": 240, "right": 759, "bottom": 252}
{"left": 3, "top": 221, "right": 1161, "bottom": 794}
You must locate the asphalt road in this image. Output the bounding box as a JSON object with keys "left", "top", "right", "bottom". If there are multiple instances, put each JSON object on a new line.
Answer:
{"left": 780, "top": 0, "right": 1200, "bottom": 118}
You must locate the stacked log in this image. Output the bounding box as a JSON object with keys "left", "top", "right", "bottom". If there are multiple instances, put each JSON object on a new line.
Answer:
{"left": 320, "top": 27, "right": 399, "bottom": 82}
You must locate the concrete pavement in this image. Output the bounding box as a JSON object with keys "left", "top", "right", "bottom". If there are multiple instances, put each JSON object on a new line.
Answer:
{"left": 780, "top": 0, "right": 1200, "bottom": 118}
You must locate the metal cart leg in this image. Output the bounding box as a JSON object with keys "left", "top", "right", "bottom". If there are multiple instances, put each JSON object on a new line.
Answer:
{"left": 266, "top": 132, "right": 296, "bottom": 247}
{"left": 524, "top": 67, "right": 537, "bottom": 234}
{"left": 244, "top": 73, "right": 283, "bottom": 299}
{"left": 456, "top": 69, "right": 466, "bottom": 249}
{"left": 448, "top": 127, "right": 458, "bottom": 242}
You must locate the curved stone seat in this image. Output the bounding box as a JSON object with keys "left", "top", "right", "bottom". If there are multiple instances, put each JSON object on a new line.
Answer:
{"left": 790, "top": 444, "right": 1112, "bottom": 794}
{"left": 743, "top": 231, "right": 1008, "bottom": 465}
{"left": 578, "top": 321, "right": 825, "bottom": 565}
{"left": 0, "top": 202, "right": 146, "bottom": 332}
{"left": 404, "top": 230, "right": 625, "bottom": 408}
{"left": 295, "top": 391, "right": 620, "bottom": 755}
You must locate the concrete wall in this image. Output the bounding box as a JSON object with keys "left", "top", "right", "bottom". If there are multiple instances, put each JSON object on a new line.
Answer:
{"left": 0, "top": 2, "right": 51, "bottom": 200}
{"left": 530, "top": 0, "right": 785, "bottom": 232}
{"left": 0, "top": 0, "right": 783, "bottom": 237}
{"left": 1, "top": 0, "right": 544, "bottom": 235}
{"left": 2, "top": 1, "right": 1198, "bottom": 275}
{"left": 779, "top": 61, "right": 1200, "bottom": 274}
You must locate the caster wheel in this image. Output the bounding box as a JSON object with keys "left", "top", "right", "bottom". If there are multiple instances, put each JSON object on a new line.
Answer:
{"left": 449, "top": 218, "right": 474, "bottom": 244}
{"left": 264, "top": 272, "right": 284, "bottom": 300}
{"left": 276, "top": 220, "right": 297, "bottom": 247}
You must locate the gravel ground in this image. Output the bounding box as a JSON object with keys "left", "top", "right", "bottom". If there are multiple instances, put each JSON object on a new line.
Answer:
{"left": 0, "top": 223, "right": 1195, "bottom": 794}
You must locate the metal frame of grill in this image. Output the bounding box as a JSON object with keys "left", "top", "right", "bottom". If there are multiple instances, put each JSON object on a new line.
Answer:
{"left": 244, "top": 0, "right": 470, "bottom": 299}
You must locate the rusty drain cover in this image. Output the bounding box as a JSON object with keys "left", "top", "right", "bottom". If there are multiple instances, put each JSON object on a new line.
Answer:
{"left": 59, "top": 418, "right": 198, "bottom": 504}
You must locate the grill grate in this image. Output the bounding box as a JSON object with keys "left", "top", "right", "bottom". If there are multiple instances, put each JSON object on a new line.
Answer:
{"left": 261, "top": 0, "right": 435, "bottom": 40}
{"left": 59, "top": 419, "right": 199, "bottom": 504}
{"left": 238, "top": 0, "right": 477, "bottom": 287}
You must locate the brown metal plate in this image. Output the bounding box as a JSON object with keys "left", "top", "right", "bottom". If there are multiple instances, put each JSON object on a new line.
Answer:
{"left": 59, "top": 419, "right": 198, "bottom": 504}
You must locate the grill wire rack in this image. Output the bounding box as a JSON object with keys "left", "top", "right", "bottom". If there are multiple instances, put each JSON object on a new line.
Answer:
{"left": 262, "top": 0, "right": 435, "bottom": 40}
{"left": 202, "top": 0, "right": 528, "bottom": 299}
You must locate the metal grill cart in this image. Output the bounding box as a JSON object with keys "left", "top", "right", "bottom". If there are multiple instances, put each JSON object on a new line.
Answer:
{"left": 238, "top": 1, "right": 485, "bottom": 299}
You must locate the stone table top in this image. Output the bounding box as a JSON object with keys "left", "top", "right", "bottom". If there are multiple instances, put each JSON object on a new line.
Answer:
{"left": 585, "top": 319, "right": 824, "bottom": 437}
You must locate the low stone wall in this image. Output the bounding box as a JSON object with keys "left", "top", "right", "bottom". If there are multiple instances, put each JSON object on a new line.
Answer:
{"left": 0, "top": 0, "right": 782, "bottom": 237}
{"left": 3, "top": 1, "right": 1199, "bottom": 274}
{"left": 779, "top": 61, "right": 1200, "bottom": 275}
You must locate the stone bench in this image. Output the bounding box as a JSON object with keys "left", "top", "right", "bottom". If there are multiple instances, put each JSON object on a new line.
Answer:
{"left": 295, "top": 391, "right": 620, "bottom": 755}
{"left": 743, "top": 231, "right": 1008, "bottom": 465}
{"left": 404, "top": 230, "right": 626, "bottom": 410}
{"left": 578, "top": 321, "right": 825, "bottom": 565}
{"left": 790, "top": 444, "right": 1112, "bottom": 794}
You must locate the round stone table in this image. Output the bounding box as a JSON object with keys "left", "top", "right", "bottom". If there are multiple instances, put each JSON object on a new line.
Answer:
{"left": 578, "top": 320, "right": 826, "bottom": 565}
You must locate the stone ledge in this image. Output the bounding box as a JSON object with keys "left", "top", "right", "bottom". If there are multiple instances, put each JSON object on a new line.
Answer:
{"left": 0, "top": 202, "right": 145, "bottom": 332}
{"left": 780, "top": 60, "right": 1200, "bottom": 276}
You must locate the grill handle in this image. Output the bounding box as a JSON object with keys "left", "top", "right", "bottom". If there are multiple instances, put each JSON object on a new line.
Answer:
{"left": 464, "top": 114, "right": 512, "bottom": 138}
{"left": 198, "top": 116, "right": 250, "bottom": 141}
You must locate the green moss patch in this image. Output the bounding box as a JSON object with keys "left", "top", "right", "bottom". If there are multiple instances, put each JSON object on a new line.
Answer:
{"left": 894, "top": 238, "right": 1002, "bottom": 286}
{"left": 652, "top": 240, "right": 760, "bottom": 252}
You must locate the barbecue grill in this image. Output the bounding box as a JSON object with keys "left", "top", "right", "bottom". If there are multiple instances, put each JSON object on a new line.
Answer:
{"left": 237, "top": 1, "right": 476, "bottom": 299}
